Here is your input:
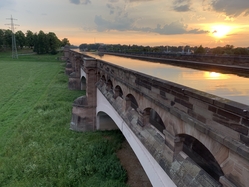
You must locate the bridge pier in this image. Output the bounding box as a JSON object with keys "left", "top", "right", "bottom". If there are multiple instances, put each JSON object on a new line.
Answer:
{"left": 68, "top": 54, "right": 81, "bottom": 90}
{"left": 70, "top": 57, "right": 98, "bottom": 131}
{"left": 64, "top": 46, "right": 73, "bottom": 76}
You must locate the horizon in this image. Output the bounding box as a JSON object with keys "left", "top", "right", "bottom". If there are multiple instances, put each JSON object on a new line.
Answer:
{"left": 1, "top": 0, "right": 249, "bottom": 48}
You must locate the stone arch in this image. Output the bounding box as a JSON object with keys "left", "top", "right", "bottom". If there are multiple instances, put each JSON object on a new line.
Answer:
{"left": 125, "top": 94, "right": 138, "bottom": 111}
{"left": 81, "top": 76, "right": 86, "bottom": 90}
{"left": 166, "top": 113, "right": 229, "bottom": 169}
{"left": 113, "top": 85, "right": 123, "bottom": 99}
{"left": 176, "top": 133, "right": 224, "bottom": 182}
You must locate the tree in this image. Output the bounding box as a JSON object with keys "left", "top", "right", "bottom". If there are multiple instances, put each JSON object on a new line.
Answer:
{"left": 195, "top": 45, "right": 205, "bottom": 54}
{"left": 0, "top": 29, "right": 4, "bottom": 50}
{"left": 233, "top": 47, "right": 249, "bottom": 55}
{"left": 33, "top": 31, "right": 61, "bottom": 54}
{"left": 4, "top": 29, "right": 12, "bottom": 49}
{"left": 26, "top": 30, "right": 34, "bottom": 49}
{"left": 212, "top": 46, "right": 224, "bottom": 55}
{"left": 47, "top": 32, "right": 60, "bottom": 54}
{"left": 34, "top": 30, "right": 47, "bottom": 54}
{"left": 61, "top": 38, "right": 70, "bottom": 47}
{"left": 79, "top": 43, "right": 88, "bottom": 51}
{"left": 15, "top": 30, "right": 26, "bottom": 49}
{"left": 224, "top": 44, "right": 234, "bottom": 55}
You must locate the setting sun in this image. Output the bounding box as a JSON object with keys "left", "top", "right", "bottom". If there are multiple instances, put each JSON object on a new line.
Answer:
{"left": 211, "top": 25, "right": 231, "bottom": 38}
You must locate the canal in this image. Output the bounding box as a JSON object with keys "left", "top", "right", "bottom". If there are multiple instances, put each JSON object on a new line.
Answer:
{"left": 76, "top": 50, "right": 249, "bottom": 106}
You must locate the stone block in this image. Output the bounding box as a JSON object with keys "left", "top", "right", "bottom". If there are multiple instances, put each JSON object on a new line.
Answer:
{"left": 171, "top": 160, "right": 181, "bottom": 173}
{"left": 189, "top": 179, "right": 202, "bottom": 187}
{"left": 172, "top": 90, "right": 189, "bottom": 101}
{"left": 219, "top": 176, "right": 236, "bottom": 187}
{"left": 208, "top": 129, "right": 225, "bottom": 146}
{"left": 223, "top": 138, "right": 242, "bottom": 156}
{"left": 175, "top": 98, "right": 193, "bottom": 110}
{"left": 217, "top": 109, "right": 241, "bottom": 122}
{"left": 170, "top": 171, "right": 181, "bottom": 185}
{"left": 242, "top": 118, "right": 249, "bottom": 127}
{"left": 182, "top": 173, "right": 194, "bottom": 186}
{"left": 195, "top": 172, "right": 221, "bottom": 187}
{"left": 188, "top": 109, "right": 207, "bottom": 124}
{"left": 194, "top": 121, "right": 209, "bottom": 135}
{"left": 223, "top": 102, "right": 249, "bottom": 117}
{"left": 171, "top": 84, "right": 185, "bottom": 94}
{"left": 209, "top": 118, "right": 240, "bottom": 140}
{"left": 208, "top": 105, "right": 217, "bottom": 113}
{"left": 184, "top": 89, "right": 214, "bottom": 104}
{"left": 236, "top": 145, "right": 249, "bottom": 161}
{"left": 183, "top": 157, "right": 201, "bottom": 178}
{"left": 170, "top": 107, "right": 182, "bottom": 119}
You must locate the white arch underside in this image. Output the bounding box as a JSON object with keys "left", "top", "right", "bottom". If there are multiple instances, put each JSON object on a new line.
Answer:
{"left": 96, "top": 89, "right": 176, "bottom": 187}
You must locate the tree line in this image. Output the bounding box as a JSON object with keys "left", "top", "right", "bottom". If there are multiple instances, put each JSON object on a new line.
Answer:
{"left": 0, "top": 29, "right": 70, "bottom": 54}
{"left": 79, "top": 43, "right": 249, "bottom": 56}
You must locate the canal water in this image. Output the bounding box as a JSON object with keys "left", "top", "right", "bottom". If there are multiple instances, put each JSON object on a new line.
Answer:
{"left": 76, "top": 50, "right": 249, "bottom": 106}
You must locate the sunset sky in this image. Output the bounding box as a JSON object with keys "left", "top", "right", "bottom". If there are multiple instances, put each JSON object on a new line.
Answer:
{"left": 1, "top": 0, "right": 249, "bottom": 47}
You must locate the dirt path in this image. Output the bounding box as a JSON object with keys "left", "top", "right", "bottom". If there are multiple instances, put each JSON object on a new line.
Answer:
{"left": 117, "top": 140, "right": 153, "bottom": 187}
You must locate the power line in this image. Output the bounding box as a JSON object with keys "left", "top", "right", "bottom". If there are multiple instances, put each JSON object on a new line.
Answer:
{"left": 5, "top": 15, "right": 19, "bottom": 59}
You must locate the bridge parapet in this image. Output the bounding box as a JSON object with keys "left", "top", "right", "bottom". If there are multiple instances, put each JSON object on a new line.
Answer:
{"left": 66, "top": 49, "right": 249, "bottom": 187}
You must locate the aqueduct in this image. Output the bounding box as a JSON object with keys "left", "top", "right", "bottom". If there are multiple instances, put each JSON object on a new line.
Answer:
{"left": 64, "top": 47, "right": 249, "bottom": 187}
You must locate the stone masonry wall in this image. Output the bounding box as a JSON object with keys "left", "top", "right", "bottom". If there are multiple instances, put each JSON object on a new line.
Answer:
{"left": 67, "top": 50, "right": 249, "bottom": 186}
{"left": 96, "top": 57, "right": 249, "bottom": 187}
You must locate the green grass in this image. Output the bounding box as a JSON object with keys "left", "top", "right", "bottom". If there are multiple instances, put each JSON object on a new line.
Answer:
{"left": 0, "top": 52, "right": 127, "bottom": 187}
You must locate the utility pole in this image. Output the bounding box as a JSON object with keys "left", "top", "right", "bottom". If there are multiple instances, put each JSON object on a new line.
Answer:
{"left": 6, "top": 15, "right": 19, "bottom": 59}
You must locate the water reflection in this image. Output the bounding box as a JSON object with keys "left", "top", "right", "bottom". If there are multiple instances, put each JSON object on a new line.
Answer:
{"left": 204, "top": 72, "right": 230, "bottom": 80}
{"left": 77, "top": 50, "right": 249, "bottom": 105}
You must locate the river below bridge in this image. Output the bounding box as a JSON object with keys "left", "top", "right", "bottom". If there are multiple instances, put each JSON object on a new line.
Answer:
{"left": 76, "top": 50, "right": 249, "bottom": 106}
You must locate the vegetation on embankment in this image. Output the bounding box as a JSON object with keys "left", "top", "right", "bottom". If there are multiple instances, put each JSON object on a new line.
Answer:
{"left": 0, "top": 51, "right": 127, "bottom": 187}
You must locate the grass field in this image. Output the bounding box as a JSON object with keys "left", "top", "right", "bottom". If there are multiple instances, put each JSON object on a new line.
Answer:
{"left": 0, "top": 51, "right": 127, "bottom": 187}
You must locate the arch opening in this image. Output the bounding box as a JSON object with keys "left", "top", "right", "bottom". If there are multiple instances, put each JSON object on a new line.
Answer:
{"left": 178, "top": 134, "right": 224, "bottom": 181}
{"left": 81, "top": 76, "right": 86, "bottom": 90}
{"left": 126, "top": 94, "right": 138, "bottom": 111}
{"left": 106, "top": 79, "right": 113, "bottom": 92}
{"left": 97, "top": 111, "right": 119, "bottom": 130}
{"left": 148, "top": 108, "right": 165, "bottom": 134}
{"left": 114, "top": 85, "right": 123, "bottom": 99}
{"left": 97, "top": 72, "right": 101, "bottom": 82}
{"left": 101, "top": 75, "right": 106, "bottom": 82}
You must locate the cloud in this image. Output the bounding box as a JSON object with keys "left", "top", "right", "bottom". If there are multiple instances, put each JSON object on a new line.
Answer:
{"left": 69, "top": 0, "right": 91, "bottom": 5}
{"left": 94, "top": 14, "right": 208, "bottom": 35}
{"left": 93, "top": 0, "right": 207, "bottom": 35}
{"left": 106, "top": 3, "right": 115, "bottom": 14}
{"left": 149, "top": 21, "right": 208, "bottom": 35}
{"left": 207, "top": 0, "right": 249, "bottom": 17}
{"left": 0, "top": 0, "right": 14, "bottom": 9}
{"left": 94, "top": 14, "right": 134, "bottom": 32}
{"left": 128, "top": 0, "right": 154, "bottom": 2}
{"left": 173, "top": 0, "right": 192, "bottom": 12}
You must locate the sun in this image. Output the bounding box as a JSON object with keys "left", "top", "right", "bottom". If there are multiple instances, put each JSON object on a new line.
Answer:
{"left": 211, "top": 25, "right": 231, "bottom": 38}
